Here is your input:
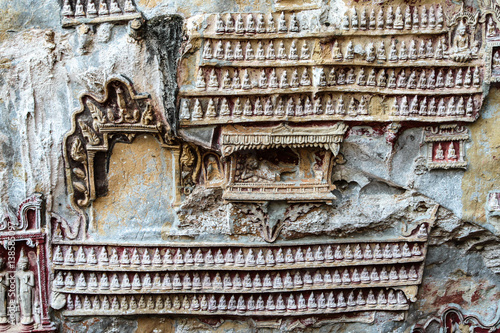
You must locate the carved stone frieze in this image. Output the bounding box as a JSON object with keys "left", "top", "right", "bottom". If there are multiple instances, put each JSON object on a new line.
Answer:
{"left": 51, "top": 220, "right": 430, "bottom": 318}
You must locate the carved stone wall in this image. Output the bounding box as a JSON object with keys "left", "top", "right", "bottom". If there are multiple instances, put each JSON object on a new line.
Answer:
{"left": 1, "top": 0, "right": 500, "bottom": 332}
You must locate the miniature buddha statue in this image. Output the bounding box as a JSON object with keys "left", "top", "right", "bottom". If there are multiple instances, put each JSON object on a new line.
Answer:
{"left": 225, "top": 14, "right": 235, "bottom": 33}
{"left": 428, "top": 98, "right": 437, "bottom": 115}
{"left": 345, "top": 41, "right": 354, "bottom": 60}
{"left": 337, "top": 68, "right": 346, "bottom": 85}
{"left": 247, "top": 14, "right": 256, "bottom": 33}
{"left": 235, "top": 14, "right": 245, "bottom": 34}
{"left": 289, "top": 40, "right": 299, "bottom": 60}
{"left": 399, "top": 41, "right": 408, "bottom": 61}
{"left": 378, "top": 69, "right": 387, "bottom": 87}
{"left": 389, "top": 40, "right": 398, "bottom": 62}
{"left": 360, "top": 8, "right": 367, "bottom": 30}
{"left": 404, "top": 6, "right": 412, "bottom": 30}
{"left": 342, "top": 12, "right": 350, "bottom": 30}
{"left": 388, "top": 70, "right": 397, "bottom": 88}
{"left": 245, "top": 41, "right": 255, "bottom": 60}
{"left": 267, "top": 13, "right": 276, "bottom": 33}
{"left": 366, "top": 43, "right": 376, "bottom": 62}
{"left": 300, "top": 41, "right": 310, "bottom": 60}
{"left": 377, "top": 41, "right": 386, "bottom": 61}
{"left": 417, "top": 70, "right": 427, "bottom": 89}
{"left": 377, "top": 8, "right": 385, "bottom": 29}
{"left": 234, "top": 41, "right": 243, "bottom": 60}
{"left": 278, "top": 12, "right": 287, "bottom": 33}
{"left": 290, "top": 12, "right": 299, "bottom": 32}
{"left": 435, "top": 143, "right": 444, "bottom": 160}
{"left": 256, "top": 14, "right": 266, "bottom": 33}
{"left": 357, "top": 68, "right": 367, "bottom": 86}
{"left": 408, "top": 70, "right": 417, "bottom": 89}
{"left": 267, "top": 41, "right": 276, "bottom": 60}
{"left": 386, "top": 6, "right": 394, "bottom": 29}
{"left": 394, "top": 6, "right": 403, "bottom": 29}
{"left": 452, "top": 20, "right": 472, "bottom": 61}
{"left": 366, "top": 69, "right": 376, "bottom": 87}
{"left": 351, "top": 9, "right": 359, "bottom": 30}
{"left": 277, "top": 41, "right": 286, "bottom": 60}
{"left": 256, "top": 41, "right": 265, "bottom": 60}
{"left": 488, "top": 17, "right": 496, "bottom": 37}
{"left": 332, "top": 40, "right": 343, "bottom": 61}
{"left": 216, "top": 14, "right": 225, "bottom": 34}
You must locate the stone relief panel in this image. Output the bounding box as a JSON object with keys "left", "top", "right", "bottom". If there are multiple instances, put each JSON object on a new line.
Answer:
{"left": 0, "top": 194, "right": 55, "bottom": 332}
{"left": 424, "top": 124, "right": 469, "bottom": 169}
{"left": 39, "top": 0, "right": 500, "bottom": 329}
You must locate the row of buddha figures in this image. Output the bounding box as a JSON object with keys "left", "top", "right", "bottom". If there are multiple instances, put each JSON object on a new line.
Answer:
{"left": 52, "top": 242, "right": 424, "bottom": 268}
{"left": 180, "top": 95, "right": 371, "bottom": 120}
{"left": 64, "top": 289, "right": 409, "bottom": 313}
{"left": 207, "top": 5, "right": 445, "bottom": 36}
{"left": 61, "top": 0, "right": 137, "bottom": 18}
{"left": 179, "top": 94, "right": 477, "bottom": 121}
{"left": 192, "top": 66, "right": 482, "bottom": 92}
{"left": 391, "top": 95, "right": 477, "bottom": 118}
{"left": 53, "top": 265, "right": 421, "bottom": 292}
{"left": 201, "top": 37, "right": 471, "bottom": 64}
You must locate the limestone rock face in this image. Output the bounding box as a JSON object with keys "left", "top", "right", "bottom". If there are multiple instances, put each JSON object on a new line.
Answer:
{"left": 1, "top": 0, "right": 500, "bottom": 332}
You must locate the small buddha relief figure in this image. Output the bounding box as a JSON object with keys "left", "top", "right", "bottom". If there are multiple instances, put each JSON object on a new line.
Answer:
{"left": 267, "top": 14, "right": 276, "bottom": 33}
{"left": 225, "top": 14, "right": 235, "bottom": 33}
{"left": 257, "top": 41, "right": 266, "bottom": 60}
{"left": 346, "top": 68, "right": 355, "bottom": 84}
{"left": 362, "top": 70, "right": 374, "bottom": 88}
{"left": 256, "top": 14, "right": 265, "bottom": 33}
{"left": 351, "top": 9, "right": 359, "bottom": 31}
{"left": 359, "top": 8, "right": 367, "bottom": 30}
{"left": 487, "top": 17, "right": 496, "bottom": 38}
{"left": 452, "top": 20, "right": 472, "bottom": 62}
{"left": 435, "top": 143, "right": 445, "bottom": 160}
{"left": 493, "top": 51, "right": 500, "bottom": 67}
{"left": 399, "top": 41, "right": 408, "bottom": 61}
{"left": 215, "top": 14, "right": 225, "bottom": 34}
{"left": 394, "top": 6, "right": 403, "bottom": 29}
{"left": 389, "top": 40, "right": 398, "bottom": 62}
{"left": 204, "top": 154, "right": 222, "bottom": 186}
{"left": 365, "top": 43, "right": 376, "bottom": 62}
{"left": 378, "top": 69, "right": 387, "bottom": 87}
{"left": 377, "top": 8, "right": 385, "bottom": 29}
{"left": 386, "top": 6, "right": 394, "bottom": 29}
{"left": 357, "top": 68, "right": 367, "bottom": 86}
{"left": 332, "top": 40, "right": 343, "bottom": 61}
{"left": 404, "top": 6, "right": 412, "bottom": 30}
{"left": 342, "top": 12, "right": 350, "bottom": 30}
{"left": 377, "top": 41, "right": 386, "bottom": 61}
{"left": 345, "top": 41, "right": 354, "bottom": 60}
{"left": 16, "top": 250, "right": 35, "bottom": 325}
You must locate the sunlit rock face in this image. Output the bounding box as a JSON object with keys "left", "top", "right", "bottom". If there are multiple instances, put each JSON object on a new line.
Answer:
{"left": 1, "top": 0, "right": 500, "bottom": 332}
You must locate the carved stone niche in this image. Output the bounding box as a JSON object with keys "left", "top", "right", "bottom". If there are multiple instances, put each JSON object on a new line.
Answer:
{"left": 220, "top": 123, "right": 348, "bottom": 203}
{"left": 423, "top": 124, "right": 469, "bottom": 169}
{"left": 0, "top": 194, "right": 55, "bottom": 332}
{"left": 63, "top": 77, "right": 179, "bottom": 211}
